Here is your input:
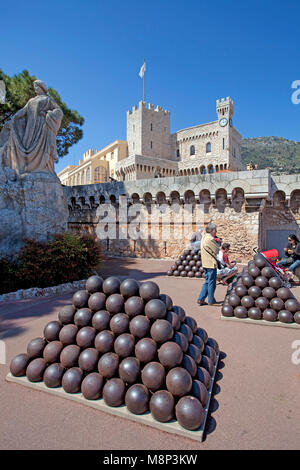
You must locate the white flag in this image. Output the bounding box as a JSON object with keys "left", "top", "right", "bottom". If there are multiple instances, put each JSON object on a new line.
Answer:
{"left": 139, "top": 62, "right": 146, "bottom": 78}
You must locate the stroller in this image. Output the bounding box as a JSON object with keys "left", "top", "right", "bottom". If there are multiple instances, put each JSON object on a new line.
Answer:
{"left": 253, "top": 248, "right": 291, "bottom": 287}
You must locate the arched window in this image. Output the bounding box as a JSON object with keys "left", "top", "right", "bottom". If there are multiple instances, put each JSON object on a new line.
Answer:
{"left": 94, "top": 167, "right": 100, "bottom": 181}
{"left": 190, "top": 145, "right": 195, "bottom": 156}
{"left": 206, "top": 142, "right": 211, "bottom": 153}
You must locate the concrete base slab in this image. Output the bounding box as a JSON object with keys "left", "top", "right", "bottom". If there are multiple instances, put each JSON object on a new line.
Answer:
{"left": 220, "top": 315, "right": 300, "bottom": 329}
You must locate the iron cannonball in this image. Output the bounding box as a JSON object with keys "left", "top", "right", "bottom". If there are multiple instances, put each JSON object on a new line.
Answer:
{"left": 58, "top": 305, "right": 76, "bottom": 325}
{"left": 98, "top": 352, "right": 119, "bottom": 378}
{"left": 285, "top": 298, "right": 300, "bottom": 313}
{"left": 114, "top": 333, "right": 135, "bottom": 358}
{"left": 135, "top": 338, "right": 157, "bottom": 363}
{"left": 221, "top": 304, "right": 234, "bottom": 317}
{"left": 119, "top": 357, "right": 140, "bottom": 384}
{"left": 172, "top": 305, "right": 186, "bottom": 322}
{"left": 150, "top": 320, "right": 174, "bottom": 343}
{"left": 179, "top": 255, "right": 185, "bottom": 261}
{"left": 203, "top": 345, "right": 217, "bottom": 364}
{"left": 184, "top": 250, "right": 190, "bottom": 256}
{"left": 195, "top": 366, "right": 211, "bottom": 389}
{"left": 125, "top": 384, "right": 150, "bottom": 414}
{"left": 173, "top": 331, "right": 188, "bottom": 352}
{"left": 94, "top": 330, "right": 115, "bottom": 353}
{"left": 269, "top": 276, "right": 282, "bottom": 289}
{"left": 255, "top": 296, "right": 269, "bottom": 310}
{"left": 187, "top": 344, "right": 202, "bottom": 364}
{"left": 180, "top": 271, "right": 187, "bottom": 277}
{"left": 176, "top": 396, "right": 204, "bottom": 430}
{"left": 262, "top": 287, "right": 276, "bottom": 299}
{"left": 43, "top": 321, "right": 62, "bottom": 342}
{"left": 76, "top": 326, "right": 96, "bottom": 348}
{"left": 158, "top": 342, "right": 183, "bottom": 368}
{"left": 261, "top": 266, "right": 276, "bottom": 279}
{"left": 241, "top": 295, "right": 255, "bottom": 309}
{"left": 182, "top": 260, "right": 188, "bottom": 267}
{"left": 269, "top": 297, "right": 285, "bottom": 311}
{"left": 294, "top": 311, "right": 300, "bottom": 324}
{"left": 73, "top": 290, "right": 89, "bottom": 309}
{"left": 178, "top": 266, "right": 184, "bottom": 272}
{"left": 166, "top": 367, "right": 192, "bottom": 397}
{"left": 78, "top": 348, "right": 99, "bottom": 372}
{"left": 120, "top": 278, "right": 140, "bottom": 298}
{"left": 235, "top": 285, "right": 248, "bottom": 297}
{"left": 26, "top": 358, "right": 47, "bottom": 382}
{"left": 167, "top": 270, "right": 173, "bottom": 276}
{"left": 278, "top": 310, "right": 294, "bottom": 323}
{"left": 106, "top": 294, "right": 125, "bottom": 315}
{"left": 201, "top": 355, "right": 214, "bottom": 375}
{"left": 62, "top": 367, "right": 83, "bottom": 393}
{"left": 185, "top": 316, "right": 197, "bottom": 334}
{"left": 124, "top": 296, "right": 145, "bottom": 318}
{"left": 59, "top": 324, "right": 78, "bottom": 346}
{"left": 109, "top": 313, "right": 129, "bottom": 335}
{"left": 175, "top": 260, "right": 181, "bottom": 266}
{"left": 254, "top": 253, "right": 267, "bottom": 269}
{"left": 150, "top": 390, "right": 175, "bottom": 422}
{"left": 92, "top": 310, "right": 110, "bottom": 331}
{"left": 196, "top": 260, "right": 202, "bottom": 267}
{"left": 129, "top": 315, "right": 150, "bottom": 338}
{"left": 145, "top": 299, "right": 167, "bottom": 320}
{"left": 191, "top": 379, "right": 208, "bottom": 407}
{"left": 228, "top": 294, "right": 241, "bottom": 308}
{"left": 206, "top": 338, "right": 219, "bottom": 354}
{"left": 141, "top": 362, "right": 165, "bottom": 391}
{"left": 10, "top": 353, "right": 30, "bottom": 377}
{"left": 179, "top": 323, "right": 193, "bottom": 342}
{"left": 74, "top": 308, "right": 92, "bottom": 327}
{"left": 43, "top": 363, "right": 65, "bottom": 388}
{"left": 60, "top": 344, "right": 81, "bottom": 368}
{"left": 242, "top": 275, "right": 254, "bottom": 288}
{"left": 170, "top": 265, "right": 177, "bottom": 271}
{"left": 165, "top": 311, "right": 181, "bottom": 331}
{"left": 263, "top": 308, "right": 278, "bottom": 322}
{"left": 185, "top": 267, "right": 193, "bottom": 274}
{"left": 248, "top": 265, "right": 261, "bottom": 278}
{"left": 27, "top": 337, "right": 47, "bottom": 358}
{"left": 103, "top": 378, "right": 126, "bottom": 407}
{"left": 193, "top": 254, "right": 200, "bottom": 261}
{"left": 182, "top": 354, "right": 197, "bottom": 377}
{"left": 191, "top": 334, "right": 205, "bottom": 352}
{"left": 234, "top": 306, "right": 248, "bottom": 319}
{"left": 43, "top": 341, "right": 63, "bottom": 364}
{"left": 139, "top": 281, "right": 160, "bottom": 301}
{"left": 102, "top": 276, "right": 121, "bottom": 295}
{"left": 255, "top": 276, "right": 269, "bottom": 289}
{"left": 81, "top": 372, "right": 104, "bottom": 400}
{"left": 192, "top": 266, "right": 198, "bottom": 273}
{"left": 248, "top": 286, "right": 262, "bottom": 299}
{"left": 173, "top": 270, "right": 180, "bottom": 277}
{"left": 248, "top": 307, "right": 262, "bottom": 320}
{"left": 277, "top": 287, "right": 292, "bottom": 301}
{"left": 186, "top": 255, "right": 192, "bottom": 261}
{"left": 88, "top": 292, "right": 106, "bottom": 312}
{"left": 195, "top": 272, "right": 202, "bottom": 278}
{"left": 85, "top": 275, "right": 104, "bottom": 294}
{"left": 189, "top": 260, "right": 196, "bottom": 268}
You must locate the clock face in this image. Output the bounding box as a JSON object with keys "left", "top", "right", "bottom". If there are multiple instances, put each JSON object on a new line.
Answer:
{"left": 219, "top": 117, "right": 228, "bottom": 127}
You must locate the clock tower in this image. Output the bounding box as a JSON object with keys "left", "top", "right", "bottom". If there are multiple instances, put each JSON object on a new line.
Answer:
{"left": 215, "top": 97, "right": 242, "bottom": 171}
{"left": 216, "top": 96, "right": 234, "bottom": 125}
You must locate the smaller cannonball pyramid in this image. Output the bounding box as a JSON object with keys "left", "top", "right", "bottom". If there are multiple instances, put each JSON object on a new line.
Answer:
{"left": 10, "top": 275, "right": 220, "bottom": 433}
{"left": 221, "top": 253, "right": 300, "bottom": 325}
{"left": 166, "top": 248, "right": 204, "bottom": 279}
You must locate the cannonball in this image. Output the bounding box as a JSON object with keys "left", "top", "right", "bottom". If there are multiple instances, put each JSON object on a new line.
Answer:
{"left": 94, "top": 330, "right": 115, "bottom": 353}
{"left": 241, "top": 295, "right": 255, "bottom": 308}
{"left": 175, "top": 260, "right": 181, "bottom": 266}
{"left": 248, "top": 286, "right": 262, "bottom": 299}
{"left": 270, "top": 297, "right": 285, "bottom": 311}
{"left": 196, "top": 328, "right": 208, "bottom": 344}
{"left": 103, "top": 378, "right": 125, "bottom": 407}
{"left": 158, "top": 342, "right": 183, "bottom": 368}
{"left": 27, "top": 337, "right": 47, "bottom": 359}
{"left": 58, "top": 305, "right": 76, "bottom": 325}
{"left": 285, "top": 298, "right": 300, "bottom": 313}
{"left": 139, "top": 281, "right": 160, "bottom": 301}
{"left": 62, "top": 367, "right": 83, "bottom": 393}
{"left": 110, "top": 313, "right": 129, "bottom": 335}
{"left": 195, "top": 366, "right": 211, "bottom": 389}
{"left": 43, "top": 321, "right": 62, "bottom": 342}
{"left": 124, "top": 296, "right": 145, "bottom": 318}
{"left": 78, "top": 348, "right": 99, "bottom": 372}
{"left": 254, "top": 253, "right": 267, "bottom": 269}
{"left": 294, "top": 311, "right": 300, "bottom": 324}
{"left": 261, "top": 266, "right": 276, "bottom": 279}
{"left": 10, "top": 353, "right": 30, "bottom": 377}
{"left": 269, "top": 277, "right": 282, "bottom": 289}
{"left": 173, "top": 331, "right": 189, "bottom": 352}
{"left": 59, "top": 324, "right": 78, "bottom": 346}
{"left": 206, "top": 338, "right": 219, "bottom": 354}
{"left": 86, "top": 275, "right": 103, "bottom": 294}
{"left": 191, "top": 334, "right": 205, "bottom": 352}
{"left": 125, "top": 384, "right": 149, "bottom": 414}
{"left": 234, "top": 305, "right": 248, "bottom": 318}
{"left": 145, "top": 299, "right": 166, "bottom": 320}
{"left": 173, "top": 270, "right": 180, "bottom": 277}
{"left": 195, "top": 271, "right": 202, "bottom": 278}
{"left": 189, "top": 260, "right": 196, "bottom": 268}
{"left": 76, "top": 326, "right": 96, "bottom": 348}
{"left": 106, "top": 294, "right": 125, "bottom": 315}
{"left": 88, "top": 292, "right": 106, "bottom": 312}
{"left": 92, "top": 310, "right": 110, "bottom": 331}
{"left": 203, "top": 345, "right": 217, "bottom": 364}
{"left": 187, "top": 343, "right": 202, "bottom": 364}
{"left": 248, "top": 265, "right": 261, "bottom": 278}
{"left": 263, "top": 308, "right": 278, "bottom": 322}
{"left": 73, "top": 290, "right": 89, "bottom": 308}
{"left": 166, "top": 367, "right": 192, "bottom": 397}
{"left": 81, "top": 372, "right": 104, "bottom": 400}
{"left": 242, "top": 275, "right": 254, "bottom": 288}
{"left": 165, "top": 311, "right": 181, "bottom": 331}
{"left": 182, "top": 260, "right": 188, "bottom": 267}
{"left": 119, "top": 357, "right": 140, "bottom": 384}
{"left": 114, "top": 333, "right": 135, "bottom": 358}
{"left": 98, "top": 352, "right": 119, "bottom": 378}
{"left": 255, "top": 276, "right": 269, "bottom": 289}
{"left": 172, "top": 305, "right": 186, "bottom": 322}
{"left": 182, "top": 354, "right": 197, "bottom": 377}
{"left": 74, "top": 308, "right": 92, "bottom": 327}
{"left": 180, "top": 271, "right": 187, "bottom": 277}
{"left": 222, "top": 304, "right": 234, "bottom": 317}
{"left": 129, "top": 315, "right": 150, "bottom": 338}
{"left": 43, "top": 362, "right": 65, "bottom": 388}
{"left": 159, "top": 294, "right": 173, "bottom": 311}
{"left": 235, "top": 285, "right": 248, "bottom": 297}
{"left": 43, "top": 341, "right": 63, "bottom": 364}
{"left": 191, "top": 379, "right": 208, "bottom": 406}
{"left": 255, "top": 296, "right": 269, "bottom": 310}
{"left": 178, "top": 265, "right": 184, "bottom": 272}
{"left": 26, "top": 358, "right": 47, "bottom": 382}
{"left": 150, "top": 320, "right": 173, "bottom": 343}
{"left": 60, "top": 344, "right": 81, "bottom": 368}
{"left": 192, "top": 266, "right": 198, "bottom": 273}
{"left": 179, "top": 255, "right": 186, "bottom": 261}
{"left": 179, "top": 323, "right": 193, "bottom": 342}
{"left": 229, "top": 294, "right": 241, "bottom": 307}
{"left": 278, "top": 310, "right": 294, "bottom": 323}
{"left": 102, "top": 276, "right": 121, "bottom": 295}
{"left": 248, "top": 307, "right": 262, "bottom": 320}
{"left": 120, "top": 278, "right": 140, "bottom": 298}
{"left": 167, "top": 270, "right": 173, "bottom": 276}
{"left": 277, "top": 287, "right": 292, "bottom": 301}
{"left": 196, "top": 260, "right": 202, "bottom": 267}
{"left": 184, "top": 316, "right": 197, "bottom": 334}
{"left": 201, "top": 355, "right": 214, "bottom": 375}
{"left": 150, "top": 390, "right": 175, "bottom": 422}
{"left": 176, "top": 396, "right": 204, "bottom": 430}
{"left": 135, "top": 338, "right": 157, "bottom": 363}
{"left": 262, "top": 287, "right": 276, "bottom": 299}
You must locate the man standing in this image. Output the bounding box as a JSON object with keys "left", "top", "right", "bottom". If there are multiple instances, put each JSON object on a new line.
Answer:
{"left": 197, "top": 223, "right": 220, "bottom": 306}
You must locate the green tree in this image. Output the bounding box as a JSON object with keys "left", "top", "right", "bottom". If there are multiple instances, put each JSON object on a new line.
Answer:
{"left": 0, "top": 69, "right": 84, "bottom": 158}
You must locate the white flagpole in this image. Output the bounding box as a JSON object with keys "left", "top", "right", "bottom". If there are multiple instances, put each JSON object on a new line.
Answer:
{"left": 143, "top": 58, "right": 146, "bottom": 102}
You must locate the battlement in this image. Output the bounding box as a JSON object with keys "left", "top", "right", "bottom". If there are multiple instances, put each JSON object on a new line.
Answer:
{"left": 127, "top": 101, "right": 170, "bottom": 115}
{"left": 83, "top": 149, "right": 95, "bottom": 160}
{"left": 216, "top": 96, "right": 233, "bottom": 106}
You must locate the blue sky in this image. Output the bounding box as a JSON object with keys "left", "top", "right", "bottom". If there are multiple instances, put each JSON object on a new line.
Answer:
{"left": 1, "top": 0, "right": 299, "bottom": 173}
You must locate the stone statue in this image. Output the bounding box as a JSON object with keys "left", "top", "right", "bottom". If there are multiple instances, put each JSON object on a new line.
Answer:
{"left": 0, "top": 80, "right": 63, "bottom": 174}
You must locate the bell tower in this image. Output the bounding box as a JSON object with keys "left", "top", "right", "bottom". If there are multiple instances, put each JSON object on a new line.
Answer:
{"left": 216, "top": 96, "right": 234, "bottom": 123}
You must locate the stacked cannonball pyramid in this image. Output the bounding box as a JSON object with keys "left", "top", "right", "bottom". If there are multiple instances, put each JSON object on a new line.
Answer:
{"left": 167, "top": 248, "right": 203, "bottom": 278}
{"left": 10, "top": 276, "right": 219, "bottom": 431}
{"left": 222, "top": 253, "right": 300, "bottom": 324}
